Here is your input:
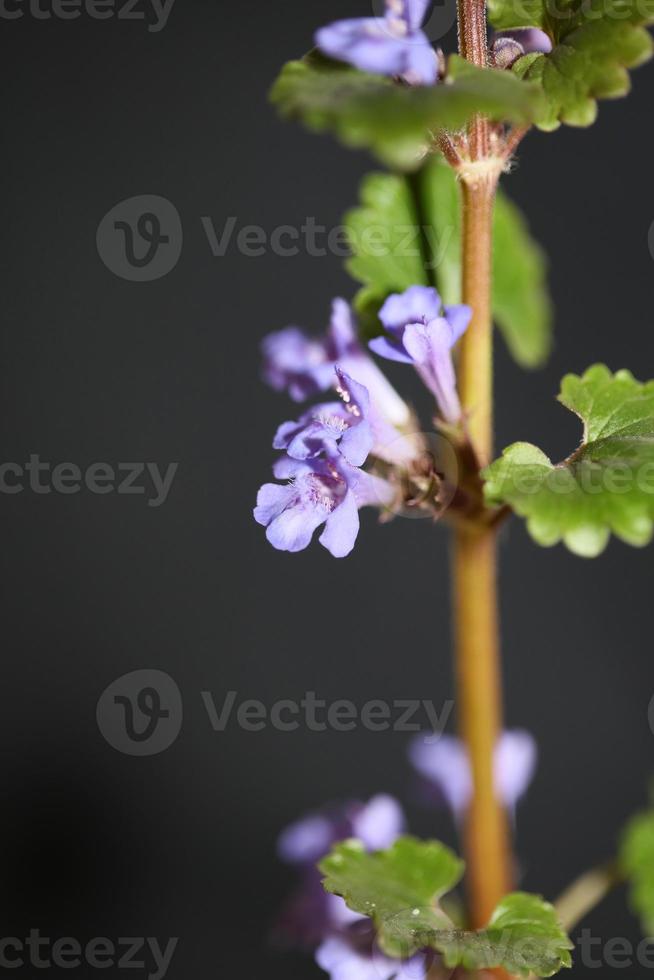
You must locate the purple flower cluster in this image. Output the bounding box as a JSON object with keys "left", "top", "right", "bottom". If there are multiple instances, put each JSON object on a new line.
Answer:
{"left": 275, "top": 732, "right": 537, "bottom": 980}
{"left": 314, "top": 0, "right": 554, "bottom": 85}
{"left": 275, "top": 795, "right": 405, "bottom": 949}
{"left": 256, "top": 298, "right": 417, "bottom": 558}
{"left": 255, "top": 290, "right": 471, "bottom": 558}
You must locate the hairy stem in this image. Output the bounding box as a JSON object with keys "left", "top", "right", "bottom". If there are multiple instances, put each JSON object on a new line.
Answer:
{"left": 450, "top": 40, "right": 513, "bottom": 948}
{"left": 457, "top": 0, "right": 490, "bottom": 158}
{"left": 458, "top": 178, "right": 495, "bottom": 460}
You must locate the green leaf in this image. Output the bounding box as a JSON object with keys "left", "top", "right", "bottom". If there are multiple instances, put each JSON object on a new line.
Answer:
{"left": 621, "top": 808, "right": 654, "bottom": 934}
{"left": 270, "top": 53, "right": 545, "bottom": 170}
{"left": 438, "top": 893, "right": 574, "bottom": 977}
{"left": 483, "top": 364, "right": 654, "bottom": 556}
{"left": 320, "top": 838, "right": 573, "bottom": 977}
{"left": 320, "top": 837, "right": 464, "bottom": 957}
{"left": 489, "top": 0, "right": 654, "bottom": 130}
{"left": 492, "top": 188, "right": 553, "bottom": 367}
{"left": 344, "top": 159, "right": 552, "bottom": 367}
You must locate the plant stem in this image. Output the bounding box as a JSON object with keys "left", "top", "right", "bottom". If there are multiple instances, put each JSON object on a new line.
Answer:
{"left": 458, "top": 178, "right": 495, "bottom": 461}
{"left": 452, "top": 525, "right": 512, "bottom": 929}
{"left": 454, "top": 121, "right": 512, "bottom": 941}
{"left": 451, "top": 0, "right": 514, "bottom": 939}
{"left": 554, "top": 863, "right": 621, "bottom": 932}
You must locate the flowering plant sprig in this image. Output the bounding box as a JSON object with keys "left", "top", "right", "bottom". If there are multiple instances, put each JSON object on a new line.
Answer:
{"left": 256, "top": 0, "right": 654, "bottom": 976}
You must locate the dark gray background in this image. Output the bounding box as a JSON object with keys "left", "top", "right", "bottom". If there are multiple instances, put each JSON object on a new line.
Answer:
{"left": 1, "top": 0, "right": 653, "bottom": 976}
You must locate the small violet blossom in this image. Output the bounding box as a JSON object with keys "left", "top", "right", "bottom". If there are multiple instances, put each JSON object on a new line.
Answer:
{"left": 317, "top": 923, "right": 429, "bottom": 980}
{"left": 409, "top": 729, "right": 538, "bottom": 821}
{"left": 278, "top": 794, "right": 405, "bottom": 865}
{"left": 316, "top": 0, "right": 439, "bottom": 86}
{"left": 273, "top": 369, "right": 374, "bottom": 468}
{"left": 369, "top": 286, "right": 472, "bottom": 424}
{"left": 276, "top": 796, "right": 405, "bottom": 949}
{"left": 262, "top": 298, "right": 410, "bottom": 428}
{"left": 254, "top": 454, "right": 394, "bottom": 558}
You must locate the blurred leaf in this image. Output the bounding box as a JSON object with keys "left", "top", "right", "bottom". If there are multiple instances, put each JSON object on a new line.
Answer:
{"left": 270, "top": 53, "right": 545, "bottom": 170}
{"left": 621, "top": 808, "right": 654, "bottom": 934}
{"left": 345, "top": 160, "right": 552, "bottom": 367}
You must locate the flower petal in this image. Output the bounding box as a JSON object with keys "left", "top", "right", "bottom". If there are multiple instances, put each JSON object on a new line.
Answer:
{"left": 351, "top": 470, "right": 396, "bottom": 509}
{"left": 316, "top": 935, "right": 380, "bottom": 980}
{"left": 278, "top": 814, "right": 335, "bottom": 864}
{"left": 315, "top": 18, "right": 409, "bottom": 76}
{"left": 444, "top": 303, "right": 472, "bottom": 343}
{"left": 351, "top": 794, "right": 405, "bottom": 850}
{"left": 329, "top": 298, "right": 359, "bottom": 357}
{"left": 339, "top": 353, "right": 411, "bottom": 427}
{"left": 273, "top": 456, "right": 313, "bottom": 480}
{"left": 495, "top": 729, "right": 538, "bottom": 812}
{"left": 335, "top": 367, "right": 371, "bottom": 419}
{"left": 267, "top": 500, "right": 326, "bottom": 553}
{"left": 319, "top": 490, "right": 360, "bottom": 558}
{"left": 368, "top": 335, "right": 413, "bottom": 364}
{"left": 339, "top": 420, "right": 374, "bottom": 467}
{"left": 379, "top": 286, "right": 442, "bottom": 331}
{"left": 404, "top": 319, "right": 461, "bottom": 422}
{"left": 409, "top": 734, "right": 472, "bottom": 817}
{"left": 400, "top": 33, "right": 439, "bottom": 85}
{"left": 254, "top": 483, "right": 295, "bottom": 527}
{"left": 400, "top": 0, "right": 431, "bottom": 31}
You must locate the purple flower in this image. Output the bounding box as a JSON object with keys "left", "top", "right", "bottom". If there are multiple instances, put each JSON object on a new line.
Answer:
{"left": 275, "top": 796, "right": 405, "bottom": 949}
{"left": 273, "top": 369, "right": 374, "bottom": 468}
{"left": 317, "top": 922, "right": 430, "bottom": 980}
{"left": 261, "top": 327, "right": 334, "bottom": 402}
{"left": 262, "top": 299, "right": 411, "bottom": 429}
{"left": 279, "top": 795, "right": 405, "bottom": 865}
{"left": 409, "top": 730, "right": 537, "bottom": 821}
{"left": 254, "top": 455, "right": 394, "bottom": 558}
{"left": 315, "top": 0, "right": 439, "bottom": 86}
{"left": 369, "top": 286, "right": 471, "bottom": 424}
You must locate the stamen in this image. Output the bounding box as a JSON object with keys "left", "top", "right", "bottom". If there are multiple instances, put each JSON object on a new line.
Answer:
{"left": 315, "top": 412, "right": 349, "bottom": 432}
